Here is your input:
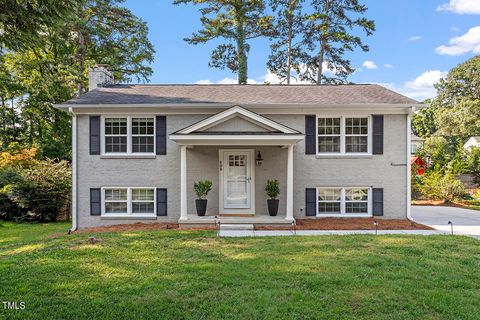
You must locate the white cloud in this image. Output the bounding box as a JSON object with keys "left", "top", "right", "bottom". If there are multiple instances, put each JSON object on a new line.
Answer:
{"left": 217, "top": 77, "right": 240, "bottom": 84}
{"left": 195, "top": 77, "right": 258, "bottom": 84}
{"left": 262, "top": 63, "right": 341, "bottom": 84}
{"left": 437, "top": 0, "right": 480, "bottom": 14}
{"left": 195, "top": 79, "right": 213, "bottom": 84}
{"left": 375, "top": 70, "right": 447, "bottom": 101}
{"left": 384, "top": 64, "right": 394, "bottom": 68}
{"left": 436, "top": 26, "right": 480, "bottom": 55}
{"left": 401, "top": 70, "right": 448, "bottom": 100}
{"left": 408, "top": 36, "right": 422, "bottom": 41}
{"left": 451, "top": 26, "right": 461, "bottom": 32}
{"left": 362, "top": 60, "right": 378, "bottom": 69}
{"left": 196, "top": 62, "right": 353, "bottom": 85}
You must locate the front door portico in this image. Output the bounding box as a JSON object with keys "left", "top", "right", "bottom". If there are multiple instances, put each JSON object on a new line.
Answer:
{"left": 170, "top": 106, "right": 304, "bottom": 222}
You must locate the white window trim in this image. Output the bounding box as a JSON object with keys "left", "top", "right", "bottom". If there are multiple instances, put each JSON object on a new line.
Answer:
{"left": 411, "top": 142, "right": 421, "bottom": 154}
{"left": 101, "top": 115, "right": 156, "bottom": 155}
{"left": 316, "top": 115, "right": 372, "bottom": 156}
{"left": 316, "top": 187, "right": 372, "bottom": 217}
{"left": 101, "top": 187, "right": 156, "bottom": 218}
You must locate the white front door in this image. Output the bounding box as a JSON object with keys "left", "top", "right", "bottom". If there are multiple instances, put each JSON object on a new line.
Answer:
{"left": 220, "top": 150, "right": 255, "bottom": 215}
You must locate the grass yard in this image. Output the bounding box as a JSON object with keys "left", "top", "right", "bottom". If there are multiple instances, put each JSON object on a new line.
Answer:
{"left": 1, "top": 223, "right": 480, "bottom": 319}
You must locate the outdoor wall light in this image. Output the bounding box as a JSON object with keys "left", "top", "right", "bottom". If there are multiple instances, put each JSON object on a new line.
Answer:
{"left": 256, "top": 151, "right": 263, "bottom": 166}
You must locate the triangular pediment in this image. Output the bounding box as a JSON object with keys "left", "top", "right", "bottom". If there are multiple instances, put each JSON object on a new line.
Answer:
{"left": 201, "top": 116, "right": 271, "bottom": 133}
{"left": 175, "top": 106, "right": 300, "bottom": 135}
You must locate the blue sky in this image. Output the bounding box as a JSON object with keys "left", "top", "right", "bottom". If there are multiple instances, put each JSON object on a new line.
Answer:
{"left": 124, "top": 0, "right": 480, "bottom": 100}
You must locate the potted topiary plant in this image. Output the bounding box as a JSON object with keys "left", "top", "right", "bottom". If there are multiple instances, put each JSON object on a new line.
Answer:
{"left": 265, "top": 179, "right": 280, "bottom": 216}
{"left": 194, "top": 180, "right": 212, "bottom": 216}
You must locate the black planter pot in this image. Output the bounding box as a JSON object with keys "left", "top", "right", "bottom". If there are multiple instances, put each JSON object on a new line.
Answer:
{"left": 267, "top": 199, "right": 279, "bottom": 216}
{"left": 195, "top": 199, "right": 207, "bottom": 216}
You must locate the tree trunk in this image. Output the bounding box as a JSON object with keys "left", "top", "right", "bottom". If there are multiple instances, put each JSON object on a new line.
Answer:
{"left": 10, "top": 98, "right": 16, "bottom": 141}
{"left": 316, "top": 0, "right": 330, "bottom": 85}
{"left": 76, "top": 2, "right": 86, "bottom": 96}
{"left": 235, "top": 6, "right": 248, "bottom": 85}
{"left": 1, "top": 96, "right": 5, "bottom": 147}
{"left": 1, "top": 96, "right": 5, "bottom": 131}
{"left": 236, "top": 24, "right": 247, "bottom": 84}
{"left": 286, "top": 0, "right": 295, "bottom": 85}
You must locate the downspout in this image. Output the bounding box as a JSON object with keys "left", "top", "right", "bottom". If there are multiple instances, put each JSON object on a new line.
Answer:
{"left": 406, "top": 106, "right": 415, "bottom": 221}
{"left": 69, "top": 107, "right": 78, "bottom": 232}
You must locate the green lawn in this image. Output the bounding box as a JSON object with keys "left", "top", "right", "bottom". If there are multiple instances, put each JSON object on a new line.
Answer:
{"left": 1, "top": 223, "right": 480, "bottom": 319}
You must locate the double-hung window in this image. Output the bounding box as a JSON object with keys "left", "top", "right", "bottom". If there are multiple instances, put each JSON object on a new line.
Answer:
{"left": 103, "top": 116, "right": 155, "bottom": 154}
{"left": 317, "top": 118, "right": 341, "bottom": 153}
{"left": 317, "top": 187, "right": 371, "bottom": 216}
{"left": 317, "top": 116, "right": 370, "bottom": 155}
{"left": 104, "top": 188, "right": 128, "bottom": 214}
{"left": 105, "top": 118, "right": 128, "bottom": 153}
{"left": 103, "top": 187, "right": 156, "bottom": 216}
{"left": 345, "top": 118, "right": 368, "bottom": 153}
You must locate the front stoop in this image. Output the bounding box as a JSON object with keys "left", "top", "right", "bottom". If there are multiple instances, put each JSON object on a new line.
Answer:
{"left": 178, "top": 214, "right": 294, "bottom": 229}
{"left": 220, "top": 224, "right": 254, "bottom": 231}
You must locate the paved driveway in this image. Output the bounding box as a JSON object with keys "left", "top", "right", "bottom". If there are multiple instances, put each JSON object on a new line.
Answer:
{"left": 412, "top": 206, "right": 480, "bottom": 237}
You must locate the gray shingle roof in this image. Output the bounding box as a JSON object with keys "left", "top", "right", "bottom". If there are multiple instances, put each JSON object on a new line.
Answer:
{"left": 60, "top": 84, "right": 418, "bottom": 105}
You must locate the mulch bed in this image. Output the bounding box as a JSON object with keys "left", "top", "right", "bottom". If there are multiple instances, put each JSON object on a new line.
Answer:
{"left": 75, "top": 223, "right": 180, "bottom": 234}
{"left": 255, "top": 218, "right": 432, "bottom": 231}
{"left": 412, "top": 200, "right": 446, "bottom": 206}
{"left": 71, "top": 218, "right": 431, "bottom": 234}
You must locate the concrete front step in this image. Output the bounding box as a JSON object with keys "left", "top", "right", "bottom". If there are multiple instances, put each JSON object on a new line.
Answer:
{"left": 220, "top": 224, "right": 254, "bottom": 231}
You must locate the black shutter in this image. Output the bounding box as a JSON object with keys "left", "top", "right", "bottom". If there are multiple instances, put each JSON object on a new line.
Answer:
{"left": 156, "top": 116, "right": 167, "bottom": 155}
{"left": 90, "top": 188, "right": 101, "bottom": 216}
{"left": 372, "top": 188, "right": 384, "bottom": 216}
{"left": 305, "top": 188, "right": 316, "bottom": 216}
{"left": 90, "top": 116, "right": 101, "bottom": 155}
{"left": 372, "top": 115, "right": 384, "bottom": 155}
{"left": 305, "top": 115, "right": 316, "bottom": 155}
{"left": 157, "top": 188, "right": 167, "bottom": 216}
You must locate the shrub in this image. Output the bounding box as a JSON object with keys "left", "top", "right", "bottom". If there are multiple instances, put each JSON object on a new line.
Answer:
{"left": 467, "top": 147, "right": 480, "bottom": 185}
{"left": 0, "top": 159, "right": 71, "bottom": 222}
{"left": 193, "top": 180, "right": 212, "bottom": 200}
{"left": 0, "top": 168, "right": 24, "bottom": 220}
{"left": 0, "top": 144, "right": 38, "bottom": 169}
{"left": 265, "top": 179, "right": 280, "bottom": 199}
{"left": 420, "top": 171, "right": 468, "bottom": 202}
{"left": 474, "top": 189, "right": 480, "bottom": 200}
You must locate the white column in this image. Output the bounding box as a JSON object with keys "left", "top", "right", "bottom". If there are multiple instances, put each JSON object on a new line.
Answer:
{"left": 286, "top": 144, "right": 294, "bottom": 221}
{"left": 180, "top": 145, "right": 188, "bottom": 221}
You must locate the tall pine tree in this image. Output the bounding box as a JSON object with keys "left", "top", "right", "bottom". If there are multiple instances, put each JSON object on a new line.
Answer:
{"left": 267, "top": 0, "right": 305, "bottom": 84}
{"left": 300, "top": 0, "right": 375, "bottom": 84}
{"left": 174, "top": 0, "right": 274, "bottom": 84}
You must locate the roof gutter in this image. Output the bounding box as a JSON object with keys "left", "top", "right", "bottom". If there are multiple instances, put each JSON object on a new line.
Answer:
{"left": 69, "top": 107, "right": 78, "bottom": 232}
{"left": 54, "top": 102, "right": 420, "bottom": 111}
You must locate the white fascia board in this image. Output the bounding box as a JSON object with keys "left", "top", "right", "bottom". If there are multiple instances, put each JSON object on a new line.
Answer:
{"left": 55, "top": 102, "right": 419, "bottom": 112}
{"left": 169, "top": 134, "right": 304, "bottom": 146}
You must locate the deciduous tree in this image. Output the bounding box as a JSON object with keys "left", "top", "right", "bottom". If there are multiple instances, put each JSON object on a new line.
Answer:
{"left": 431, "top": 56, "right": 480, "bottom": 137}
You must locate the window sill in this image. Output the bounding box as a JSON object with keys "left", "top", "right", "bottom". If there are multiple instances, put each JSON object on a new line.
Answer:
{"left": 100, "top": 154, "right": 157, "bottom": 159}
{"left": 315, "top": 154, "right": 373, "bottom": 159}
{"left": 100, "top": 215, "right": 157, "bottom": 220}
{"left": 316, "top": 214, "right": 372, "bottom": 218}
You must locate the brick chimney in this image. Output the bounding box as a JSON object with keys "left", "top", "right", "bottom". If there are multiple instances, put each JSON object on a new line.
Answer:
{"left": 88, "top": 65, "right": 114, "bottom": 91}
